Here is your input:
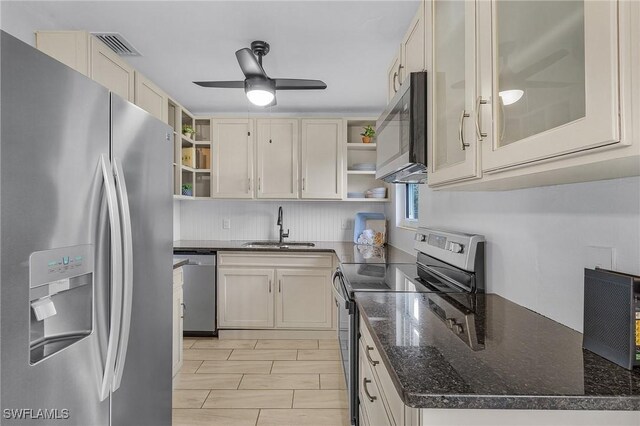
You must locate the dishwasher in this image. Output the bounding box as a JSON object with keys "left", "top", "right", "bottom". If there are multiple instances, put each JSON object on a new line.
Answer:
{"left": 173, "top": 251, "right": 217, "bottom": 336}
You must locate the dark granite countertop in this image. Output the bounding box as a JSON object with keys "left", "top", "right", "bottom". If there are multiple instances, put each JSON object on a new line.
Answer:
{"left": 355, "top": 292, "right": 640, "bottom": 411}
{"left": 172, "top": 258, "right": 188, "bottom": 269}
{"left": 173, "top": 240, "right": 416, "bottom": 264}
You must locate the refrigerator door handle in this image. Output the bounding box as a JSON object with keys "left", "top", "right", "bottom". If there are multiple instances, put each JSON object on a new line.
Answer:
{"left": 111, "top": 158, "right": 134, "bottom": 392}
{"left": 98, "top": 155, "right": 124, "bottom": 402}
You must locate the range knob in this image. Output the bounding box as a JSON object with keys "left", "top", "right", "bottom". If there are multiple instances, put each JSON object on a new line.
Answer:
{"left": 449, "top": 242, "right": 464, "bottom": 253}
{"left": 452, "top": 324, "right": 464, "bottom": 334}
{"left": 415, "top": 234, "right": 427, "bottom": 242}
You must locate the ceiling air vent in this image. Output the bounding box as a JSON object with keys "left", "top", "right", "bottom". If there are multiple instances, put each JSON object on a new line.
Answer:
{"left": 91, "top": 32, "right": 141, "bottom": 56}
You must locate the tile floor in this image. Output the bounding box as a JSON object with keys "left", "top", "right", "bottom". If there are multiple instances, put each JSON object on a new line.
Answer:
{"left": 173, "top": 338, "right": 349, "bottom": 426}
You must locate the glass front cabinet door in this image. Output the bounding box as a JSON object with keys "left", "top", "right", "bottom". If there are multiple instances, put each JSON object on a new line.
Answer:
{"left": 428, "top": 0, "right": 484, "bottom": 186}
{"left": 480, "top": 0, "right": 620, "bottom": 172}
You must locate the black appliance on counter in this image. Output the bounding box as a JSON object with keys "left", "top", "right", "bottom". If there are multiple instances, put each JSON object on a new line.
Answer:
{"left": 332, "top": 227, "right": 486, "bottom": 425}
{"left": 583, "top": 268, "right": 640, "bottom": 370}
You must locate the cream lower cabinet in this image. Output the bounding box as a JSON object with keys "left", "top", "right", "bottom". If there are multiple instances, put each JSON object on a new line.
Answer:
{"left": 276, "top": 269, "right": 332, "bottom": 329}
{"left": 172, "top": 268, "right": 184, "bottom": 377}
{"left": 359, "top": 315, "right": 640, "bottom": 426}
{"left": 218, "top": 268, "right": 274, "bottom": 328}
{"left": 300, "top": 119, "right": 343, "bottom": 199}
{"left": 217, "top": 253, "right": 333, "bottom": 330}
{"left": 211, "top": 119, "right": 255, "bottom": 198}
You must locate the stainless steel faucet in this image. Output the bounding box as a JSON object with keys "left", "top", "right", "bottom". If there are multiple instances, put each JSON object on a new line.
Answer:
{"left": 277, "top": 206, "right": 289, "bottom": 244}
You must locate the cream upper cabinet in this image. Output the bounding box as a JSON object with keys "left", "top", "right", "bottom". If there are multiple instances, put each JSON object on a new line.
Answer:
{"left": 256, "top": 119, "right": 299, "bottom": 199}
{"left": 134, "top": 72, "right": 168, "bottom": 122}
{"left": 90, "top": 37, "right": 134, "bottom": 102}
{"left": 218, "top": 267, "right": 274, "bottom": 329}
{"left": 35, "top": 31, "right": 90, "bottom": 76}
{"left": 428, "top": 0, "right": 482, "bottom": 186}
{"left": 211, "top": 119, "right": 254, "bottom": 198}
{"left": 480, "top": 0, "right": 620, "bottom": 172}
{"left": 300, "top": 119, "right": 343, "bottom": 199}
{"left": 275, "top": 269, "right": 333, "bottom": 329}
{"left": 400, "top": 1, "right": 426, "bottom": 86}
{"left": 387, "top": 2, "right": 426, "bottom": 101}
{"left": 387, "top": 50, "right": 402, "bottom": 101}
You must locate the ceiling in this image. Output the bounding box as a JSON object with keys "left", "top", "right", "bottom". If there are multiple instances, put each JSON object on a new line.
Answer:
{"left": 1, "top": 1, "right": 420, "bottom": 115}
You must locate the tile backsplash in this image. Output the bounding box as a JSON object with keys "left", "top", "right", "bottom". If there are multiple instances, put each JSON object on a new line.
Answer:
{"left": 177, "top": 200, "right": 385, "bottom": 242}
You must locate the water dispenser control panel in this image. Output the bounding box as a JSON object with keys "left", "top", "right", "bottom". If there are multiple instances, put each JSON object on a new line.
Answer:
{"left": 30, "top": 245, "right": 94, "bottom": 290}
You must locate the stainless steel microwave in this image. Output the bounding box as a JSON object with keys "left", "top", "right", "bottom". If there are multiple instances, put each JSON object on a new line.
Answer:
{"left": 375, "top": 72, "right": 428, "bottom": 183}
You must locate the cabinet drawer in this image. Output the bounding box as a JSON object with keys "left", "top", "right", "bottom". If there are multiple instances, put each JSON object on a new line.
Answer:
{"left": 360, "top": 319, "right": 404, "bottom": 425}
{"left": 219, "top": 252, "right": 332, "bottom": 268}
{"left": 359, "top": 340, "right": 392, "bottom": 426}
{"left": 359, "top": 320, "right": 383, "bottom": 365}
{"left": 173, "top": 267, "right": 183, "bottom": 288}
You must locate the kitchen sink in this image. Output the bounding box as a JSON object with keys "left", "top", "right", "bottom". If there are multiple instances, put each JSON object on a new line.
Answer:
{"left": 242, "top": 241, "right": 316, "bottom": 249}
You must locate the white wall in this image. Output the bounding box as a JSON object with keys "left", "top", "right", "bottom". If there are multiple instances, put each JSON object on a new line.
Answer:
{"left": 386, "top": 177, "right": 640, "bottom": 332}
{"left": 179, "top": 200, "right": 385, "bottom": 242}
{"left": 0, "top": 2, "right": 51, "bottom": 46}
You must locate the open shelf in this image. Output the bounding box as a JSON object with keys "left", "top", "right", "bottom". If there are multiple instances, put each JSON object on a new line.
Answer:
{"left": 347, "top": 170, "right": 376, "bottom": 175}
{"left": 181, "top": 134, "right": 196, "bottom": 146}
{"left": 347, "top": 143, "right": 377, "bottom": 150}
{"left": 344, "top": 197, "right": 389, "bottom": 202}
{"left": 195, "top": 119, "right": 211, "bottom": 142}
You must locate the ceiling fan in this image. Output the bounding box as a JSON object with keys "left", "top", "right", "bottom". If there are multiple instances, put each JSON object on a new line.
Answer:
{"left": 194, "top": 40, "right": 327, "bottom": 107}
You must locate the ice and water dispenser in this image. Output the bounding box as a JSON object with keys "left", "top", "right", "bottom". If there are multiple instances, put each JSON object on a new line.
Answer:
{"left": 29, "top": 245, "right": 94, "bottom": 364}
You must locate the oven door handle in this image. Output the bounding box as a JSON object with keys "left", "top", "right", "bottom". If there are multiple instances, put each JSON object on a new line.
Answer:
{"left": 332, "top": 269, "right": 348, "bottom": 308}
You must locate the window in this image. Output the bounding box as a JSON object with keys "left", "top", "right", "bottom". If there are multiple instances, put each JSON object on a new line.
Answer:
{"left": 398, "top": 183, "right": 419, "bottom": 229}
{"left": 405, "top": 183, "right": 419, "bottom": 221}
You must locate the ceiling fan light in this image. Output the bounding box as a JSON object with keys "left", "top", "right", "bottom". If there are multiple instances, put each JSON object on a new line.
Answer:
{"left": 245, "top": 78, "right": 275, "bottom": 106}
{"left": 246, "top": 89, "right": 275, "bottom": 106}
{"left": 499, "top": 89, "right": 524, "bottom": 106}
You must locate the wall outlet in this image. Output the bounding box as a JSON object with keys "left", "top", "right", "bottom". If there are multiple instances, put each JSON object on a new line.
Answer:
{"left": 585, "top": 246, "right": 615, "bottom": 270}
{"left": 222, "top": 218, "right": 231, "bottom": 230}
{"left": 341, "top": 220, "right": 352, "bottom": 230}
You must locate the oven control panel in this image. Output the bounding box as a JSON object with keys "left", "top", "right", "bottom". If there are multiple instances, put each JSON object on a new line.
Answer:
{"left": 415, "top": 227, "right": 485, "bottom": 273}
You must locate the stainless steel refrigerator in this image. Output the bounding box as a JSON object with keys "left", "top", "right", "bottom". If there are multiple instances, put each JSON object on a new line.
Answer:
{"left": 0, "top": 31, "right": 173, "bottom": 425}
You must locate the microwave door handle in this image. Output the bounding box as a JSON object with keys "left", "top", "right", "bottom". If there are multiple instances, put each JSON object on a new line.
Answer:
{"left": 98, "top": 155, "right": 124, "bottom": 402}
{"left": 111, "top": 158, "right": 134, "bottom": 392}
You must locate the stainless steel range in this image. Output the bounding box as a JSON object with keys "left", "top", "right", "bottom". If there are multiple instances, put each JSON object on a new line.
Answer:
{"left": 332, "top": 227, "right": 486, "bottom": 425}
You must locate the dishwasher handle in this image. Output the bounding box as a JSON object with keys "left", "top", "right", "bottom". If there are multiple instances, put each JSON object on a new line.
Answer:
{"left": 174, "top": 254, "right": 216, "bottom": 266}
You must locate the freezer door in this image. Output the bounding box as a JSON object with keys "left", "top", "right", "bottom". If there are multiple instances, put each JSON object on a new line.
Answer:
{"left": 0, "top": 32, "right": 111, "bottom": 425}
{"left": 109, "top": 94, "right": 173, "bottom": 425}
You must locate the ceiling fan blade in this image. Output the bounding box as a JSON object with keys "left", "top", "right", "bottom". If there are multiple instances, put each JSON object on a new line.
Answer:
{"left": 235, "top": 48, "right": 268, "bottom": 79}
{"left": 193, "top": 81, "right": 245, "bottom": 88}
{"left": 274, "top": 79, "right": 327, "bottom": 90}
{"left": 515, "top": 49, "right": 569, "bottom": 80}
{"left": 523, "top": 80, "right": 572, "bottom": 88}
